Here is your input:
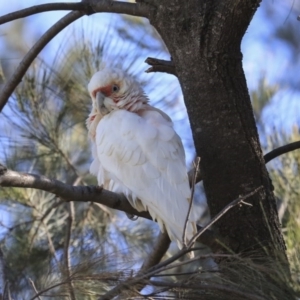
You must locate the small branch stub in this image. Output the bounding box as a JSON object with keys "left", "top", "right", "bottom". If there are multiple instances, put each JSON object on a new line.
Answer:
{"left": 145, "top": 57, "right": 177, "bottom": 76}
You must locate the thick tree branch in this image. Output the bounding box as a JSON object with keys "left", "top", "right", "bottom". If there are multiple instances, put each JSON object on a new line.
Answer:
{"left": 89, "top": 0, "right": 151, "bottom": 17}
{"left": 0, "top": 164, "right": 151, "bottom": 219}
{"left": 0, "top": 164, "right": 222, "bottom": 252}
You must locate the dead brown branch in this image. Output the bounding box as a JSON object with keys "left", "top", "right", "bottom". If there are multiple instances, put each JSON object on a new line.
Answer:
{"left": 145, "top": 57, "right": 177, "bottom": 76}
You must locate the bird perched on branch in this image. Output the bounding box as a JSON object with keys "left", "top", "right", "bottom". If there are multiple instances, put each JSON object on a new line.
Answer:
{"left": 86, "top": 66, "right": 197, "bottom": 249}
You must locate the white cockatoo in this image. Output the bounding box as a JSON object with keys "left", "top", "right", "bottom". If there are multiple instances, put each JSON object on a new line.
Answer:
{"left": 86, "top": 66, "right": 197, "bottom": 249}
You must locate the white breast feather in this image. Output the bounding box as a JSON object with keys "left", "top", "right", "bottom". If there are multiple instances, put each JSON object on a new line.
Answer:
{"left": 92, "top": 109, "right": 197, "bottom": 247}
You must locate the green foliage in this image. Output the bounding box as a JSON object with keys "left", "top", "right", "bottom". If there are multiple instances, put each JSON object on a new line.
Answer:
{"left": 266, "top": 127, "right": 300, "bottom": 291}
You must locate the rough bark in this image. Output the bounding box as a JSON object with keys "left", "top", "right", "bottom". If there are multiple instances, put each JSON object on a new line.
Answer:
{"left": 148, "top": 0, "right": 287, "bottom": 259}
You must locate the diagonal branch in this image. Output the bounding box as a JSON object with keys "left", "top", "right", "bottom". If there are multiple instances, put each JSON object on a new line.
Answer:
{"left": 139, "top": 231, "right": 170, "bottom": 273}
{"left": 64, "top": 202, "right": 76, "bottom": 300}
{"left": 0, "top": 248, "right": 6, "bottom": 300}
{"left": 264, "top": 141, "right": 300, "bottom": 163}
{"left": 0, "top": 1, "right": 151, "bottom": 25}
{"left": 187, "top": 186, "right": 263, "bottom": 248}
{"left": 0, "top": 164, "right": 151, "bottom": 220}
{"left": 0, "top": 11, "right": 84, "bottom": 113}
{"left": 0, "top": 3, "right": 86, "bottom": 25}
{"left": 28, "top": 279, "right": 42, "bottom": 300}
{"left": 183, "top": 157, "right": 200, "bottom": 246}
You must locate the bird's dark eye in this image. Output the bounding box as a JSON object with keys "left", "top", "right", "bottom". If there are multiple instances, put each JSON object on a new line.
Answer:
{"left": 112, "top": 85, "right": 119, "bottom": 92}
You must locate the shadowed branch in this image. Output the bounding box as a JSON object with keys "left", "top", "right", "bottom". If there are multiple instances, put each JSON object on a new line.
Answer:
{"left": 264, "top": 141, "right": 300, "bottom": 163}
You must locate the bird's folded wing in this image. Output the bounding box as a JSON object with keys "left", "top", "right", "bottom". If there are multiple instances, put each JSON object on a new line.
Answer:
{"left": 95, "top": 109, "right": 197, "bottom": 244}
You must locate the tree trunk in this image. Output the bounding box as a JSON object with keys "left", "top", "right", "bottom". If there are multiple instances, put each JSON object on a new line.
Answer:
{"left": 149, "top": 0, "right": 287, "bottom": 260}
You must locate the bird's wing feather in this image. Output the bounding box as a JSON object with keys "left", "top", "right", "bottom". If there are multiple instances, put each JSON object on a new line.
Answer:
{"left": 95, "top": 109, "right": 197, "bottom": 246}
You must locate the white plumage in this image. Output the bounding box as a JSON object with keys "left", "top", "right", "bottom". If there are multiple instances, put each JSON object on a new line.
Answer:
{"left": 86, "top": 66, "right": 197, "bottom": 249}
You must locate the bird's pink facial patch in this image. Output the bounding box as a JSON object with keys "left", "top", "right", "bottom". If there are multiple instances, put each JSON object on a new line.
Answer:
{"left": 90, "top": 115, "right": 96, "bottom": 121}
{"left": 92, "top": 85, "right": 112, "bottom": 98}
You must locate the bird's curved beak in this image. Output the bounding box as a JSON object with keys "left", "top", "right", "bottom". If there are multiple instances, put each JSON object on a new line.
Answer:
{"left": 95, "top": 92, "right": 109, "bottom": 115}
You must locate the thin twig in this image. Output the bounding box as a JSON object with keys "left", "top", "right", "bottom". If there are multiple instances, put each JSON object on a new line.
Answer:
{"left": 149, "top": 280, "right": 267, "bottom": 300}
{"left": 147, "top": 253, "right": 234, "bottom": 275}
{"left": 264, "top": 141, "right": 300, "bottom": 163}
{"left": 28, "top": 278, "right": 42, "bottom": 300}
{"left": 64, "top": 202, "right": 76, "bottom": 300}
{"left": 29, "top": 199, "right": 64, "bottom": 250}
{"left": 98, "top": 187, "right": 262, "bottom": 300}
{"left": 186, "top": 141, "right": 300, "bottom": 184}
{"left": 182, "top": 157, "right": 200, "bottom": 247}
{"left": 0, "top": 248, "right": 6, "bottom": 299}
{"left": 42, "top": 220, "right": 62, "bottom": 269}
{"left": 145, "top": 57, "right": 177, "bottom": 76}
{"left": 2, "top": 281, "right": 11, "bottom": 300}
{"left": 187, "top": 186, "right": 263, "bottom": 248}
{"left": 0, "top": 11, "right": 84, "bottom": 113}
{"left": 30, "top": 280, "right": 70, "bottom": 300}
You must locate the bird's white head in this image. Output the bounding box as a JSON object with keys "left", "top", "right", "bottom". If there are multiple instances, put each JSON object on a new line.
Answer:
{"left": 88, "top": 66, "right": 148, "bottom": 116}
